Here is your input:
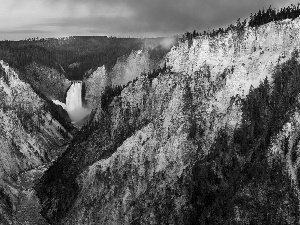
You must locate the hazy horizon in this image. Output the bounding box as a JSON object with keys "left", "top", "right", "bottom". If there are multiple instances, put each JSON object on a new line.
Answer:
{"left": 0, "top": 0, "right": 298, "bottom": 41}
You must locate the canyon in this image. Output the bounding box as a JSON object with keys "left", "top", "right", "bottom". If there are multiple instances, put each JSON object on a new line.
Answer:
{"left": 0, "top": 41, "right": 165, "bottom": 224}
{"left": 2, "top": 12, "right": 300, "bottom": 225}
{"left": 37, "top": 18, "right": 300, "bottom": 224}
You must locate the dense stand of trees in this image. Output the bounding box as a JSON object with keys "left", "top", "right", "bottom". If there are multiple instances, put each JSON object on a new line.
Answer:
{"left": 190, "top": 50, "right": 300, "bottom": 224}
{"left": 0, "top": 36, "right": 177, "bottom": 81}
{"left": 249, "top": 4, "right": 300, "bottom": 27}
{"left": 183, "top": 4, "right": 300, "bottom": 42}
{"left": 0, "top": 36, "right": 169, "bottom": 81}
{"left": 182, "top": 18, "right": 247, "bottom": 41}
{"left": 0, "top": 37, "right": 144, "bottom": 80}
{"left": 101, "top": 85, "right": 124, "bottom": 110}
{"left": 0, "top": 42, "right": 59, "bottom": 73}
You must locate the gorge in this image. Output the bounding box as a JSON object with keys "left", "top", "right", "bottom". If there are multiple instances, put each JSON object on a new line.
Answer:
{"left": 2, "top": 4, "right": 300, "bottom": 225}
{"left": 38, "top": 16, "right": 300, "bottom": 224}
{"left": 0, "top": 35, "right": 168, "bottom": 224}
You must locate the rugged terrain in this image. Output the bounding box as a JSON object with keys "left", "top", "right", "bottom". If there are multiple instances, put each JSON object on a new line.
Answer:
{"left": 84, "top": 49, "right": 161, "bottom": 109}
{"left": 0, "top": 36, "right": 173, "bottom": 224}
{"left": 2, "top": 9, "right": 300, "bottom": 224}
{"left": 0, "top": 60, "right": 73, "bottom": 224}
{"left": 35, "top": 17, "right": 300, "bottom": 224}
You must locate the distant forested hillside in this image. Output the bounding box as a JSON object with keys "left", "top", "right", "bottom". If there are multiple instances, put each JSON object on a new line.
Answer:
{"left": 0, "top": 36, "right": 176, "bottom": 81}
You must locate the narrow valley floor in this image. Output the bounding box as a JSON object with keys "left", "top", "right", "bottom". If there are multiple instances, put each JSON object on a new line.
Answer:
{"left": 14, "top": 145, "right": 68, "bottom": 225}
{"left": 15, "top": 165, "right": 49, "bottom": 225}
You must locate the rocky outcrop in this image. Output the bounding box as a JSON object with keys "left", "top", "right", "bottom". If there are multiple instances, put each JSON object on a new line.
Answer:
{"left": 37, "top": 19, "right": 300, "bottom": 224}
{"left": 84, "top": 66, "right": 109, "bottom": 109}
{"left": 84, "top": 50, "right": 160, "bottom": 110}
{"left": 24, "top": 62, "right": 70, "bottom": 103}
{"left": 110, "top": 50, "right": 153, "bottom": 86}
{"left": 0, "top": 61, "right": 72, "bottom": 224}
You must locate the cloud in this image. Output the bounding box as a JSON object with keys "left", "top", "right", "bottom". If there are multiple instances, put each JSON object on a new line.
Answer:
{"left": 0, "top": 29, "right": 49, "bottom": 34}
{"left": 0, "top": 0, "right": 299, "bottom": 39}
{"left": 160, "top": 37, "right": 177, "bottom": 49}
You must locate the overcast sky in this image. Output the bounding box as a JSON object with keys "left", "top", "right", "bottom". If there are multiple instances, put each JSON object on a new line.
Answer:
{"left": 0, "top": 0, "right": 298, "bottom": 40}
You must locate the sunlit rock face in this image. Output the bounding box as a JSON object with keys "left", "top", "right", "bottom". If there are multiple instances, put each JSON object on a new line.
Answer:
{"left": 66, "top": 81, "right": 91, "bottom": 123}
{"left": 0, "top": 60, "right": 72, "bottom": 224}
{"left": 84, "top": 66, "right": 108, "bottom": 109}
{"left": 167, "top": 18, "right": 300, "bottom": 97}
{"left": 111, "top": 50, "right": 153, "bottom": 86}
{"left": 84, "top": 50, "right": 159, "bottom": 110}
{"left": 38, "top": 19, "right": 300, "bottom": 224}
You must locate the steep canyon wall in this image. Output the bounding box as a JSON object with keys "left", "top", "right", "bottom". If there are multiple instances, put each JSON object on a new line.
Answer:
{"left": 38, "top": 18, "right": 300, "bottom": 224}
{"left": 0, "top": 61, "right": 72, "bottom": 224}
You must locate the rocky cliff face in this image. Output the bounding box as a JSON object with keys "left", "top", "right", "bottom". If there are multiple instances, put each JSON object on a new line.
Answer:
{"left": 24, "top": 62, "right": 70, "bottom": 103}
{"left": 0, "top": 61, "right": 72, "bottom": 224}
{"left": 165, "top": 18, "right": 300, "bottom": 152}
{"left": 84, "top": 50, "right": 160, "bottom": 109}
{"left": 84, "top": 66, "right": 109, "bottom": 109}
{"left": 38, "top": 19, "right": 300, "bottom": 224}
{"left": 110, "top": 50, "right": 154, "bottom": 86}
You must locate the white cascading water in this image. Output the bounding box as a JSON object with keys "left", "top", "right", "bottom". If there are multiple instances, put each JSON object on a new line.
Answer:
{"left": 65, "top": 81, "right": 91, "bottom": 123}
{"left": 66, "top": 81, "right": 82, "bottom": 112}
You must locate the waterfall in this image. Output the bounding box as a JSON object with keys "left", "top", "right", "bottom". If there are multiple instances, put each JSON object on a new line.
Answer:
{"left": 66, "top": 81, "right": 82, "bottom": 112}
{"left": 65, "top": 81, "right": 91, "bottom": 124}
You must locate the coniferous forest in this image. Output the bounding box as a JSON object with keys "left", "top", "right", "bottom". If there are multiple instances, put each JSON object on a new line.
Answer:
{"left": 183, "top": 4, "right": 300, "bottom": 41}
{"left": 191, "top": 50, "right": 300, "bottom": 224}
